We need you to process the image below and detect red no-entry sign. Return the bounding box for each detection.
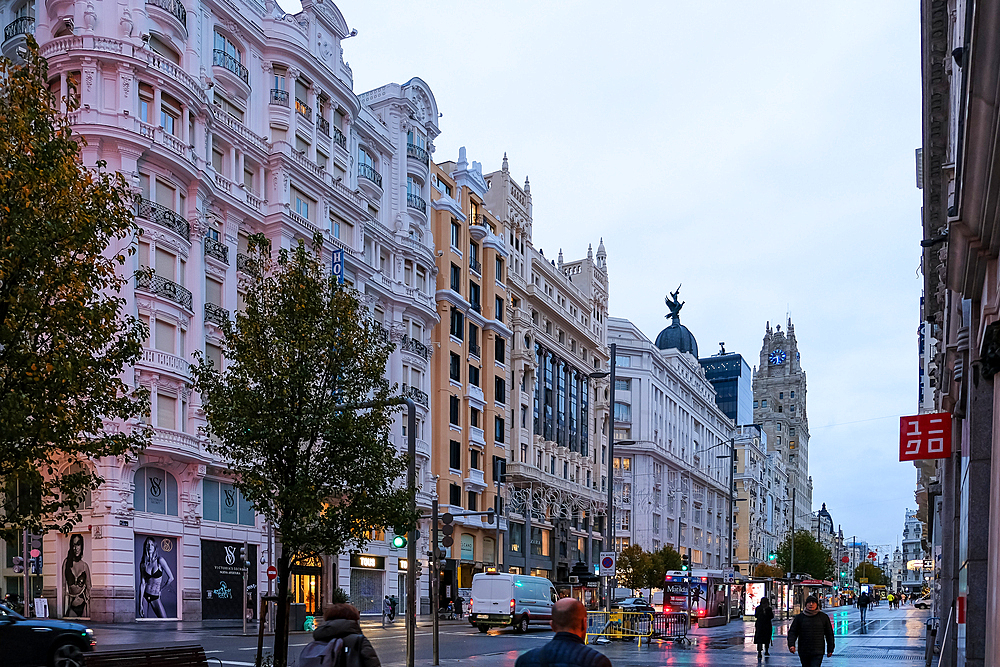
[267,565,277,580]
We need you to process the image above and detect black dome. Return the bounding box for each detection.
[655,321,699,356]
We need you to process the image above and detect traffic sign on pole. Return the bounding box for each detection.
[266,565,277,580]
[599,552,616,576]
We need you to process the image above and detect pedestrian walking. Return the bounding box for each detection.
[514,598,612,667]
[300,603,381,667]
[382,596,392,627]
[857,591,870,624]
[753,597,775,659]
[787,595,835,667]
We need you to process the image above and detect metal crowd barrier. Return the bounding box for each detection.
[650,611,691,643]
[585,610,655,646]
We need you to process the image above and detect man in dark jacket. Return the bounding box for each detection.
[857,591,871,623]
[313,603,381,667]
[515,598,612,667]
[787,596,834,667]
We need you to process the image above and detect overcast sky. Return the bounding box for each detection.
[317,0,922,555]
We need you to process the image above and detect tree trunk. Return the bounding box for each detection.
[273,551,291,667]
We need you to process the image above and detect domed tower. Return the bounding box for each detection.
[654,286,698,357]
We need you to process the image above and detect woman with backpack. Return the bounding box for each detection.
[299,603,381,667]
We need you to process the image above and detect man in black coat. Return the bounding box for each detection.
[787,595,834,667]
[515,598,612,667]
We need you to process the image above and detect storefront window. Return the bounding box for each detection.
[133,467,178,516]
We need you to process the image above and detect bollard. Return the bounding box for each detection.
[925,619,937,667]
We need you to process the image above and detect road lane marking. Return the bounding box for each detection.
[220,662,257,666]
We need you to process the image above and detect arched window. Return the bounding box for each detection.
[66,462,92,509]
[133,467,178,516]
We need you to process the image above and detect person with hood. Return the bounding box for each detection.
[753,596,774,658]
[311,603,381,667]
[787,596,834,667]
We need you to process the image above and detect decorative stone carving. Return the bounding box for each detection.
[120,9,133,37]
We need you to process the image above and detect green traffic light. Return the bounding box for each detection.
[768,553,776,561]
[392,535,407,549]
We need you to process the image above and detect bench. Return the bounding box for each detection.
[85,645,220,667]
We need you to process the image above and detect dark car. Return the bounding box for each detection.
[613,597,655,613]
[0,603,95,667]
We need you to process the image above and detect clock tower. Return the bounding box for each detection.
[752,319,813,532]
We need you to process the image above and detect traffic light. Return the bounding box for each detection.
[12,556,23,574]
[392,534,407,549]
[239,542,248,567]
[441,513,455,548]
[413,560,423,578]
[768,552,777,561]
[681,553,690,572]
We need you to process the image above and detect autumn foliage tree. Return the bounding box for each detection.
[0,38,149,540]
[192,236,414,667]
[616,544,653,592]
[648,544,683,588]
[775,530,835,580]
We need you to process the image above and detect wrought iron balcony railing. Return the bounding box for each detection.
[212,49,249,86]
[204,302,230,327]
[204,236,229,264]
[470,257,482,275]
[333,126,347,148]
[469,342,481,358]
[138,198,189,240]
[294,98,312,121]
[401,335,430,360]
[373,322,392,346]
[269,89,289,106]
[4,16,34,41]
[145,0,186,25]
[359,163,382,188]
[136,273,193,310]
[402,383,429,407]
[236,252,258,276]
[406,192,426,213]
[318,117,330,136]
[406,143,429,164]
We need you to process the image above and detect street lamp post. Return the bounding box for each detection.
[589,342,617,613]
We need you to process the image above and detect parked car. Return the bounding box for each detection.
[469,571,558,633]
[0,603,95,667]
[613,597,655,613]
[913,596,932,609]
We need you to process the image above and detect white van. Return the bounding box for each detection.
[468,571,558,633]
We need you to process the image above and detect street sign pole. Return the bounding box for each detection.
[431,499,439,667]
[22,529,29,615]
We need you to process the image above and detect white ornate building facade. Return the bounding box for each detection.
[606,316,733,569]
[0,0,438,620]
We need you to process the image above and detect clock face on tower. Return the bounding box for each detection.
[769,349,787,365]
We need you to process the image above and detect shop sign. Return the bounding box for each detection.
[350,554,385,570]
[899,413,951,461]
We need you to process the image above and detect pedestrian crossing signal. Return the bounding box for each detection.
[392,535,407,549]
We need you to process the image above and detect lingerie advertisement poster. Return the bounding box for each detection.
[201,539,258,620]
[134,534,178,619]
[62,533,91,619]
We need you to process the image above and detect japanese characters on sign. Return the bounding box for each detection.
[899,412,952,461]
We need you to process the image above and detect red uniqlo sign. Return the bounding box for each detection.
[899,412,952,461]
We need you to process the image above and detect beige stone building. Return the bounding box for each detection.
[482,156,611,585]
[429,149,511,595]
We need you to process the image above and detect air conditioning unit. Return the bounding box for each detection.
[569,575,579,584]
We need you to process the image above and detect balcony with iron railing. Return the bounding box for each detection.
[333,126,347,149]
[401,335,430,360]
[212,49,249,86]
[470,257,482,275]
[145,0,186,26]
[204,236,229,264]
[136,273,193,310]
[373,322,392,346]
[469,341,481,357]
[204,302,229,327]
[406,192,426,213]
[318,116,330,136]
[402,383,428,407]
[359,163,382,189]
[269,89,289,106]
[294,98,312,121]
[406,142,429,164]
[236,252,258,276]
[4,16,34,41]
[138,198,189,241]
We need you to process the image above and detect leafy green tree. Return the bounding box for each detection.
[647,544,682,588]
[753,562,785,578]
[192,236,413,667]
[615,544,652,592]
[775,530,834,580]
[0,38,148,541]
[854,562,887,586]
